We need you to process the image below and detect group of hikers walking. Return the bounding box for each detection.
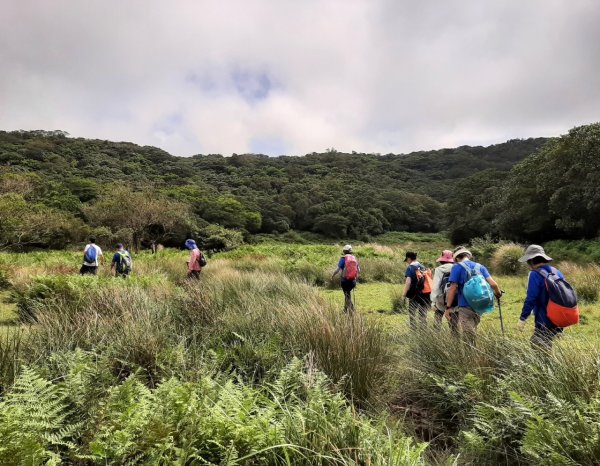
[78,236,578,349]
[333,243,579,348]
[79,237,206,279]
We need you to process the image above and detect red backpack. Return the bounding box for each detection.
[535,267,579,328]
[343,255,359,280]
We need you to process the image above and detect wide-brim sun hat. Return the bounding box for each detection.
[436,249,454,263]
[518,244,552,263]
[452,247,472,260]
[343,244,352,253]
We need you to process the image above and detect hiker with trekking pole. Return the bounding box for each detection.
[517,244,579,349]
[444,247,502,344]
[332,245,360,313]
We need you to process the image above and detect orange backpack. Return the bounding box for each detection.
[415,266,433,294]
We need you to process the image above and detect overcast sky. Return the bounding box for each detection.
[1,1,598,156]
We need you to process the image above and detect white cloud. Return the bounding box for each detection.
[0,0,598,156]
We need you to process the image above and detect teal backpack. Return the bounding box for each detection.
[459,262,494,314]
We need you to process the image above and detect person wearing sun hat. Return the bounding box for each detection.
[431,249,458,331]
[445,246,502,344]
[517,244,565,348]
[332,244,360,313]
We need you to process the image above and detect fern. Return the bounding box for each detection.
[0,367,75,465]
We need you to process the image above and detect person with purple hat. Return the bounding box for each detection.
[431,249,458,331]
[185,238,205,279]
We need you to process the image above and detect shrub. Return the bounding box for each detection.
[197,224,243,252]
[490,243,527,275]
[469,236,500,263]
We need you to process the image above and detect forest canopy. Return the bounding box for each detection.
[0,124,597,249]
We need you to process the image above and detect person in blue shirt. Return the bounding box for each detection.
[332,244,360,313]
[517,244,563,348]
[402,251,431,330]
[110,243,132,278]
[445,247,501,343]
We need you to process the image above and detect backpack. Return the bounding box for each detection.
[535,267,579,328]
[459,262,494,314]
[84,245,97,264]
[343,255,358,281]
[118,251,132,273]
[435,270,456,309]
[415,266,433,294]
[198,251,207,267]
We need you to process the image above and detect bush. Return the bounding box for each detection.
[490,243,527,275]
[567,264,600,303]
[197,224,243,252]
[469,236,500,264]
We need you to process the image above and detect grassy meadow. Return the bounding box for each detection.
[0,235,599,465]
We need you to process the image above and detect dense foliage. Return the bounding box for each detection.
[448,123,600,243]
[0,129,547,249]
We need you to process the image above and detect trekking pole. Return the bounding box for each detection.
[497,291,505,336]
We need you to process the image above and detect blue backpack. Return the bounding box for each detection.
[84,245,97,263]
[459,262,495,314]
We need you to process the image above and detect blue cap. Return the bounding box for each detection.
[184,239,197,250]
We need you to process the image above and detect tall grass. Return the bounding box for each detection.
[393,328,600,464]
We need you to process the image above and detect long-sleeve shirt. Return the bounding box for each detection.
[520,264,563,329]
[431,262,453,311]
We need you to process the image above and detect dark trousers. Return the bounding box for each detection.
[188,270,201,280]
[531,326,561,349]
[341,280,356,313]
[80,265,98,275]
[408,294,431,330]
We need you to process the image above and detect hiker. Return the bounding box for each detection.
[402,252,432,330]
[445,247,502,344]
[331,245,360,313]
[185,239,205,279]
[517,244,578,348]
[431,249,458,332]
[80,237,103,275]
[110,243,132,278]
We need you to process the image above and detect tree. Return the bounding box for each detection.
[0,193,85,250]
[84,186,193,250]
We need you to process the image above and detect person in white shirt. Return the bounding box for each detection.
[80,237,104,275]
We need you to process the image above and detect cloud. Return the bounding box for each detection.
[0,0,598,156]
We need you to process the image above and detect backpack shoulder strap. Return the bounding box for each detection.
[534,267,550,279]
[458,261,473,278]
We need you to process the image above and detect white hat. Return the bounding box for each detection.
[452,247,472,260]
[343,244,353,253]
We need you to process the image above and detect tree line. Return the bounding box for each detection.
[0,124,596,250]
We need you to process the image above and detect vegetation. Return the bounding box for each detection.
[449,123,600,243]
[0,129,549,249]
[1,238,600,464]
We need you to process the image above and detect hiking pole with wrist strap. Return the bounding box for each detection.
[497,291,505,336]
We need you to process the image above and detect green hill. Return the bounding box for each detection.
[0,129,549,248]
